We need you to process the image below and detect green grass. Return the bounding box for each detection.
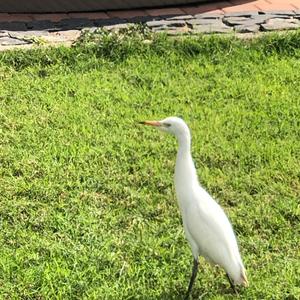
[0,30,300,299]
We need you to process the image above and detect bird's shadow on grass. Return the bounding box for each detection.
[155,284,242,300]
[157,290,208,300]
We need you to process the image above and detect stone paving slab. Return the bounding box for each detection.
[0,31,8,37]
[224,11,259,18]
[192,23,233,34]
[261,18,300,31]
[235,24,260,33]
[166,15,194,21]
[187,18,222,26]
[9,30,50,38]
[1,1,300,49]
[0,36,29,45]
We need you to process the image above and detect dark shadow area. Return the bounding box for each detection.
[0,0,255,32]
[135,278,244,300]
[1,0,209,13]
[0,18,128,31]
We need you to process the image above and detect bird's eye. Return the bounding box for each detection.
[164,123,171,127]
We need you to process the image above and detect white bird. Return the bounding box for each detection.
[140,117,248,299]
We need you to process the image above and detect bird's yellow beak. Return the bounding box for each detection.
[139,121,161,127]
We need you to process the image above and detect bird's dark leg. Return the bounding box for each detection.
[184,258,198,300]
[226,274,238,295]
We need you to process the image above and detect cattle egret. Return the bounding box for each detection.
[140,117,248,299]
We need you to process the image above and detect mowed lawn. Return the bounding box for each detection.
[0,31,299,299]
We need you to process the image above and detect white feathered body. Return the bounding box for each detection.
[175,138,247,286]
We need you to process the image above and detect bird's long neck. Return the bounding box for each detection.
[174,131,198,208]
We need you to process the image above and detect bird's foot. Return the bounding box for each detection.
[226,274,239,296]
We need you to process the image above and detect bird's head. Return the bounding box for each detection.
[139,116,190,139]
